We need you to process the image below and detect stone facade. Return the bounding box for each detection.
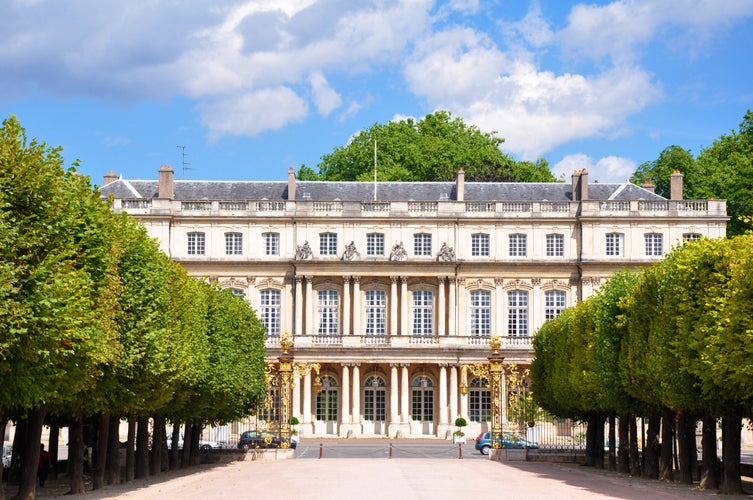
[100,167,727,439]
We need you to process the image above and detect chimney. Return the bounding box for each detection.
[670,170,683,200]
[642,181,655,194]
[571,170,581,201]
[103,170,118,185]
[158,165,174,199]
[580,168,588,201]
[455,168,465,201]
[288,167,297,201]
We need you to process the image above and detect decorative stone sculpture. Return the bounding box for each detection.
[295,241,312,260]
[389,241,408,261]
[341,241,360,261]
[437,242,455,262]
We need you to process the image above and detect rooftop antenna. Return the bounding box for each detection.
[373,139,377,201]
[176,145,193,179]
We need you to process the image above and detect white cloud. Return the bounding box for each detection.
[308,71,342,116]
[553,154,636,184]
[196,87,308,140]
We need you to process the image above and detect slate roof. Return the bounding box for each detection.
[99,179,666,202]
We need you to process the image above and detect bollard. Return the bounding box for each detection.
[389,443,393,459]
[458,442,463,459]
[319,442,323,459]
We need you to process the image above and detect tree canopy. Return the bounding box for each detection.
[300,110,558,183]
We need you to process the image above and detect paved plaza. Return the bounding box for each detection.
[32,454,752,499]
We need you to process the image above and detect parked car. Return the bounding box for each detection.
[238,430,296,450]
[168,438,221,451]
[474,431,538,455]
[2,444,11,468]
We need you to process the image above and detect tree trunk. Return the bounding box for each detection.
[48,424,60,480]
[676,411,696,485]
[15,407,46,500]
[189,421,202,466]
[594,412,605,469]
[617,414,629,473]
[584,413,596,467]
[721,413,743,494]
[92,412,110,490]
[107,414,121,485]
[699,414,718,490]
[8,416,28,485]
[628,416,640,476]
[659,408,674,482]
[135,415,150,480]
[607,413,616,471]
[69,416,86,494]
[170,423,181,470]
[644,413,661,479]
[150,415,165,476]
[125,415,136,482]
[181,422,192,468]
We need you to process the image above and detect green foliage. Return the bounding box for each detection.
[454,417,467,428]
[307,110,558,182]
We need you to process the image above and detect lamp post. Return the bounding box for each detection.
[460,335,504,448]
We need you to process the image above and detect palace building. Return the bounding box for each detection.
[99,166,727,440]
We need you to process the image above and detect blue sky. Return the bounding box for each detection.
[2,0,752,186]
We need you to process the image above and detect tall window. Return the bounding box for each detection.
[367,233,385,256]
[364,376,387,421]
[508,290,529,337]
[413,233,432,256]
[606,233,624,256]
[263,232,279,255]
[546,234,564,257]
[259,289,281,337]
[187,232,205,255]
[544,290,566,321]
[365,290,386,336]
[319,232,338,256]
[469,378,490,423]
[317,290,339,335]
[471,233,490,257]
[645,233,663,257]
[412,290,433,336]
[469,290,491,337]
[225,232,243,255]
[411,376,434,421]
[509,234,527,257]
[316,376,338,421]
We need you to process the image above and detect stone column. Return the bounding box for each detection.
[390,364,399,423]
[295,276,303,336]
[438,365,448,436]
[390,276,398,335]
[305,276,314,336]
[437,276,446,336]
[449,366,458,424]
[400,364,410,423]
[292,373,301,422]
[495,278,505,337]
[352,277,361,335]
[400,277,409,335]
[341,364,351,435]
[303,371,312,434]
[352,364,361,433]
[342,276,351,336]
[448,277,457,336]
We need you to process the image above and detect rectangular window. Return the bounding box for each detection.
[317,290,339,335]
[319,233,337,256]
[508,290,529,337]
[367,233,385,256]
[544,290,566,321]
[606,233,624,256]
[412,290,433,336]
[683,233,701,243]
[365,290,386,336]
[469,290,491,336]
[225,232,243,255]
[471,233,490,257]
[645,233,663,257]
[546,234,564,257]
[260,289,281,337]
[509,234,527,257]
[413,233,432,256]
[187,232,205,255]
[263,232,280,255]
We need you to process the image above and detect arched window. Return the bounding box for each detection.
[411,376,434,422]
[469,377,490,423]
[363,376,386,421]
[316,375,338,422]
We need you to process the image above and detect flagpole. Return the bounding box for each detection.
[374,139,377,201]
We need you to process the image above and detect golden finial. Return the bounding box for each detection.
[280,331,293,354]
[489,335,501,354]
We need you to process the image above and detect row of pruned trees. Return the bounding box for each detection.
[532,233,753,494]
[0,116,268,499]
